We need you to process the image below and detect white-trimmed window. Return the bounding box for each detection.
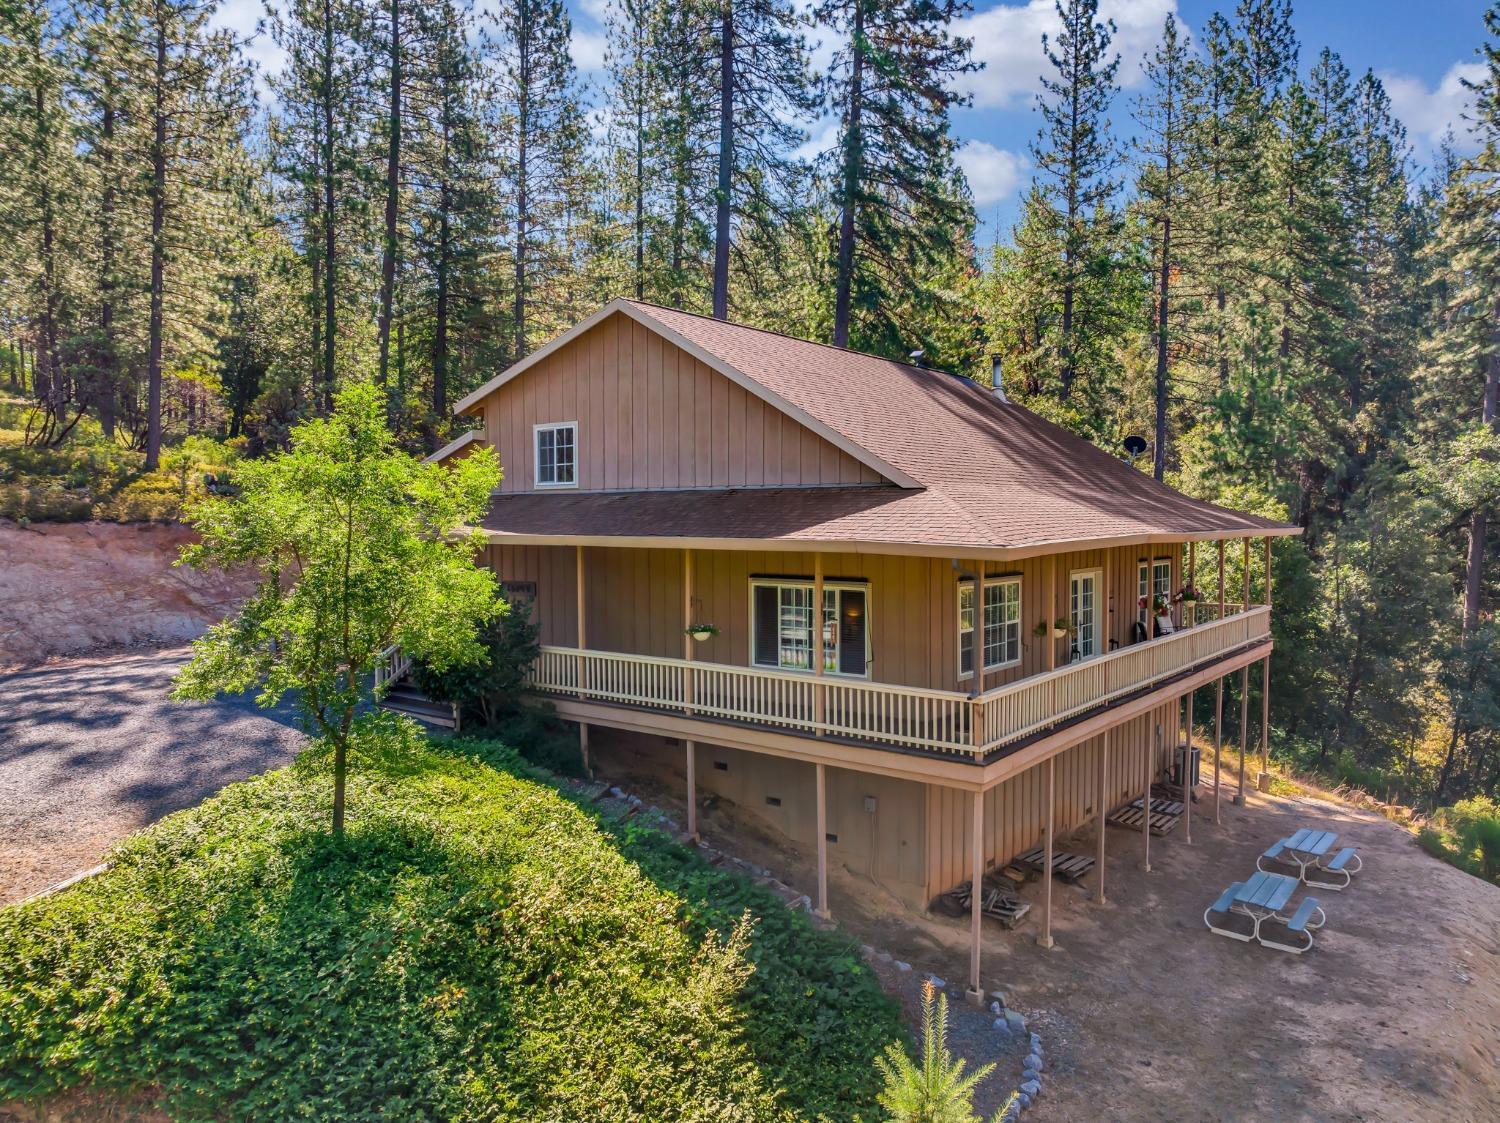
[960,577,1022,678]
[534,422,576,488]
[751,578,869,677]
[1137,558,1172,616]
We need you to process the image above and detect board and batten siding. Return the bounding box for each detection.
[487,542,1187,695]
[477,311,884,493]
[922,701,1181,901]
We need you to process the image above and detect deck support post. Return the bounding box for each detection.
[1095,730,1108,904]
[683,549,695,714]
[1236,538,1251,805]
[1038,756,1055,948]
[1216,538,1226,824]
[1258,537,1274,792]
[1142,724,1153,873]
[1182,694,1192,844]
[685,740,698,841]
[815,763,830,919]
[576,546,590,776]
[579,722,590,779]
[966,787,985,1005]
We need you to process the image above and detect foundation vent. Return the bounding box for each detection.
[765,796,782,808]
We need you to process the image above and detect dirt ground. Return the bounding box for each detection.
[593,748,1500,1123]
[0,521,254,673]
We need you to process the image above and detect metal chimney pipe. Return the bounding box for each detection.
[991,355,1007,402]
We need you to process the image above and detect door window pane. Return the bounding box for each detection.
[958,583,975,677]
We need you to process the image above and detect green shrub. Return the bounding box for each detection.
[1423,796,1500,884]
[0,719,902,1121]
[410,605,541,726]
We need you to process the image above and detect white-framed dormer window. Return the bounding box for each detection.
[534,422,577,488]
[960,576,1023,678]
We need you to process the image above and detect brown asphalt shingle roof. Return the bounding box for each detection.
[479,301,1295,553]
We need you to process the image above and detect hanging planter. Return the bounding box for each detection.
[1052,616,1071,639]
[1177,582,1201,610]
[685,624,719,643]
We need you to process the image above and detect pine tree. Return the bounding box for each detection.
[817,0,978,359]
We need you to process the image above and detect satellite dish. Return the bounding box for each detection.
[1122,435,1148,458]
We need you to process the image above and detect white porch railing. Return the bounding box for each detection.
[529,605,1271,760]
[374,644,412,693]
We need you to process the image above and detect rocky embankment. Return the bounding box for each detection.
[0,521,254,673]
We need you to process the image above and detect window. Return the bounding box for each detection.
[534,422,576,488]
[751,579,869,676]
[961,577,1022,678]
[1070,570,1102,660]
[1137,558,1172,617]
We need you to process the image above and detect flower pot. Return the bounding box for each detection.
[688,628,714,643]
[1051,627,1067,639]
[1181,599,1197,610]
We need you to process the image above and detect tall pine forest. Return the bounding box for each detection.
[2,0,1499,833]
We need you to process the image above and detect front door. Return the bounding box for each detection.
[1069,570,1102,661]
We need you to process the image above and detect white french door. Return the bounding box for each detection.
[1069,570,1102,662]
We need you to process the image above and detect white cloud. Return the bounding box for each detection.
[958,0,1180,110]
[1382,61,1485,154]
[957,140,1028,206]
[572,27,609,72]
[212,0,285,87]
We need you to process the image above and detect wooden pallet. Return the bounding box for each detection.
[1107,804,1181,836]
[948,882,1032,929]
[1129,796,1185,817]
[1014,847,1096,883]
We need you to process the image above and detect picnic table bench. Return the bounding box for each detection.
[1204,870,1325,954]
[1259,827,1363,890]
[1014,846,1096,883]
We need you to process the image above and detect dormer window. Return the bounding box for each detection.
[534,422,576,488]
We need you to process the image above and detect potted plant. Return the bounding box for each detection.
[1177,582,1200,610]
[1052,616,1071,639]
[1152,593,1170,618]
[685,623,719,643]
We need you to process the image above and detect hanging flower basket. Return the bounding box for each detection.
[686,624,718,643]
[1052,616,1071,639]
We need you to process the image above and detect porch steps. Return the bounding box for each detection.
[378,679,459,729]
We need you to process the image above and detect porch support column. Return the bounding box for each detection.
[973,561,986,693]
[813,553,825,735]
[1237,538,1251,805]
[1142,724,1153,873]
[576,545,590,777]
[1186,541,1196,628]
[967,787,985,1004]
[1046,554,1058,672]
[815,763,830,919]
[685,740,698,841]
[683,549,695,715]
[1215,540,1226,825]
[1182,693,1192,844]
[1095,729,1108,905]
[1259,537,1274,792]
[1038,756,1055,948]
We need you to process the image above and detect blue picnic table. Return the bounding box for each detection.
[1258,826,1363,889]
[1205,870,1326,954]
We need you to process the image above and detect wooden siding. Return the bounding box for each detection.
[922,701,1181,901]
[478,312,884,493]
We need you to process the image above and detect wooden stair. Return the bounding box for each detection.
[378,677,460,729]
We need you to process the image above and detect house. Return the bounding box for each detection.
[425,297,1299,1002]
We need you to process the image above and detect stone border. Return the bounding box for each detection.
[572,778,1049,1117]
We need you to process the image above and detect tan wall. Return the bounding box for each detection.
[487,542,1186,694]
[923,700,1181,900]
[477,311,884,493]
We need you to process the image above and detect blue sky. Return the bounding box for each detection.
[221,0,1492,239]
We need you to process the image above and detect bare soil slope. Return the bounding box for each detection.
[594,744,1500,1123]
[0,521,253,672]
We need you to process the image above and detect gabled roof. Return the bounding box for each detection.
[466,299,1298,554]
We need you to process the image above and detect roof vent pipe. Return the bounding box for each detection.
[908,349,926,369]
[991,355,1007,402]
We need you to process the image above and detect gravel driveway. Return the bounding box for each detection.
[0,648,305,905]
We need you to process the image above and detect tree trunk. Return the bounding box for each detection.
[377,0,401,391]
[321,0,337,412]
[433,116,451,423]
[145,12,168,472]
[711,0,733,320]
[1464,306,1499,632]
[514,16,530,358]
[1153,214,1170,481]
[98,85,119,440]
[831,2,864,350]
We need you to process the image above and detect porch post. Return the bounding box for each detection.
[683,549,694,715]
[576,545,590,776]
[967,787,985,1003]
[973,561,986,693]
[1038,755,1055,948]
[813,553,825,735]
[1142,723,1153,873]
[1186,541,1196,628]
[685,740,698,840]
[1095,729,1108,905]
[1046,554,1058,672]
[815,763,830,919]
[1182,694,1192,844]
[1259,537,1274,792]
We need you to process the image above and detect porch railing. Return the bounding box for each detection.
[374,644,412,693]
[529,605,1270,760]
